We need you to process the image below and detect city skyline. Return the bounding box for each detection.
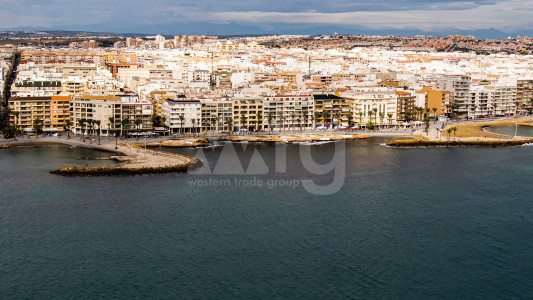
[0,0,532,38]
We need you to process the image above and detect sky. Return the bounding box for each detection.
[0,0,532,37]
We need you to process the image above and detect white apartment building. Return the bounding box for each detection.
[161,98,202,134]
[343,90,398,126]
[70,95,121,136]
[263,95,314,131]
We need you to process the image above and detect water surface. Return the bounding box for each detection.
[2,139,533,299]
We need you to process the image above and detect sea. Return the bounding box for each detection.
[1,137,533,299]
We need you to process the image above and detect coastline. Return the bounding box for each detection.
[386,118,533,148]
[0,138,198,176]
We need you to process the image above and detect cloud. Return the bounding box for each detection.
[0,0,531,34]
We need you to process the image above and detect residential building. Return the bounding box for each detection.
[161,98,202,134]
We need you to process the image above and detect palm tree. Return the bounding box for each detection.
[107,117,118,149]
[94,120,101,144]
[387,113,393,128]
[256,111,263,133]
[161,116,167,136]
[452,127,457,140]
[280,115,286,133]
[197,118,201,135]
[322,111,330,129]
[267,112,274,133]
[211,117,217,135]
[86,119,93,138]
[347,112,353,128]
[379,112,385,129]
[297,118,302,131]
[178,114,185,135]
[226,117,233,134]
[424,117,430,134]
[134,119,142,139]
[107,116,115,139]
[78,118,85,138]
[290,112,296,132]
[493,104,498,116]
[446,128,453,140]
[191,119,196,135]
[372,108,378,124]
[121,117,130,138]
[358,112,363,127]
[11,111,20,133]
[302,109,309,131]
[32,118,44,135]
[432,107,438,118]
[65,119,71,139]
[239,114,247,133]
[314,111,321,128]
[368,111,374,128]
[204,118,211,135]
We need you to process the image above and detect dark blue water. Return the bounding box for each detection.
[486,124,533,137]
[2,139,533,299]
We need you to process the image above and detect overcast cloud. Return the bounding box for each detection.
[0,0,531,34]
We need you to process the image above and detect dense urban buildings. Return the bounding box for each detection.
[1,33,533,134]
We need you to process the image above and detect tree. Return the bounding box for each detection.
[335,111,342,129]
[86,119,93,138]
[297,118,302,132]
[347,112,354,128]
[121,117,130,138]
[11,111,20,132]
[314,111,321,128]
[366,121,375,131]
[446,128,453,140]
[424,117,430,134]
[94,120,101,144]
[2,124,20,139]
[256,111,263,133]
[65,119,71,139]
[302,109,309,131]
[226,117,233,134]
[368,111,374,129]
[78,119,86,138]
[107,116,115,140]
[32,118,43,134]
[178,114,185,135]
[387,113,393,128]
[290,112,296,132]
[379,112,385,129]
[267,112,274,133]
[372,108,378,124]
[197,118,201,135]
[204,118,211,135]
[358,112,363,126]
[191,118,196,135]
[134,119,142,135]
[211,117,217,135]
[239,114,247,132]
[322,110,330,129]
[159,116,167,136]
[432,107,438,117]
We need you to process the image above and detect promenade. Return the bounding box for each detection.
[0,135,193,170]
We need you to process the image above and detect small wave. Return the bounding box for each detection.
[522,143,533,147]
